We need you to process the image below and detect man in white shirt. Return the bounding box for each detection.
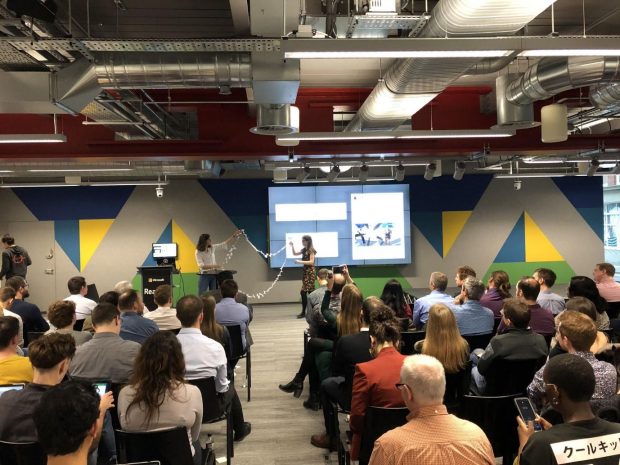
[176,295,251,442]
[63,276,96,331]
[144,285,181,331]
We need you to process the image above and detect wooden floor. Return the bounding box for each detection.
[202,303,330,465]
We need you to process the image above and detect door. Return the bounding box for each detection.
[7,221,56,311]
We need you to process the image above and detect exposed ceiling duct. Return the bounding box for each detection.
[590,82,620,109]
[345,0,557,132]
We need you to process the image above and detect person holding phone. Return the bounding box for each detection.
[195,230,241,296]
[289,235,316,319]
[517,354,620,465]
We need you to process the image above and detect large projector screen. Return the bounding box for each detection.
[268,184,411,268]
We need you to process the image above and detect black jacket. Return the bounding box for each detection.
[0,245,31,279]
[478,327,549,375]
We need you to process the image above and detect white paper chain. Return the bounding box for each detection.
[240,256,287,299]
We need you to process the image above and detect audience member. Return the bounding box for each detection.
[46,300,92,346]
[33,381,112,465]
[380,279,411,319]
[0,234,31,279]
[115,281,149,314]
[69,303,141,384]
[412,272,453,328]
[81,291,120,334]
[64,276,97,326]
[593,262,620,303]
[369,354,494,465]
[5,276,49,345]
[454,265,477,299]
[200,295,233,367]
[518,354,620,465]
[471,299,548,394]
[527,311,616,409]
[118,290,158,344]
[119,331,203,464]
[205,271,252,319]
[451,277,494,336]
[305,268,330,337]
[498,277,554,336]
[176,295,251,442]
[533,268,566,315]
[568,276,610,330]
[0,315,32,383]
[0,333,75,441]
[144,284,181,330]
[349,306,405,462]
[0,286,24,346]
[415,303,469,374]
[480,270,512,319]
[215,279,250,350]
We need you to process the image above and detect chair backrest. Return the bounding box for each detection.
[460,394,521,459]
[359,406,409,465]
[607,302,620,320]
[0,440,46,465]
[444,360,472,414]
[27,332,45,346]
[399,331,425,355]
[462,333,493,350]
[187,377,225,422]
[225,325,244,358]
[483,357,546,396]
[115,427,193,465]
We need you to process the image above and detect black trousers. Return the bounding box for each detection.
[321,376,347,438]
[220,386,245,434]
[296,337,332,395]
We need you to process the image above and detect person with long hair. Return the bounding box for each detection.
[289,235,317,318]
[380,279,412,320]
[480,270,512,319]
[415,303,469,374]
[568,276,610,330]
[195,230,241,296]
[200,295,233,367]
[118,331,203,464]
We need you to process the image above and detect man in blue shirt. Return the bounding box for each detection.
[6,276,49,346]
[412,272,454,328]
[216,280,250,350]
[451,277,495,336]
[118,290,158,344]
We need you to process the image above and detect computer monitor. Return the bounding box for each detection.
[152,243,178,260]
[0,383,24,397]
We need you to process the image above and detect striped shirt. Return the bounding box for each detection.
[369,405,495,465]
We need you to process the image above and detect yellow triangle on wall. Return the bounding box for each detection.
[79,219,114,272]
[442,211,472,257]
[524,212,564,262]
[172,220,199,273]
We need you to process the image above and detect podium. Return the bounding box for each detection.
[137,266,174,311]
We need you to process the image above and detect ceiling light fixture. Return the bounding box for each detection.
[495,173,567,179]
[453,161,466,181]
[276,129,514,143]
[0,134,66,144]
[296,165,311,183]
[587,158,600,177]
[285,50,512,59]
[0,183,80,188]
[86,181,171,187]
[520,49,620,57]
[424,163,437,181]
[327,165,341,182]
[359,164,369,182]
[394,163,405,182]
[28,168,133,173]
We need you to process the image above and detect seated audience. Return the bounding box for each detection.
[0,315,32,383]
[518,354,620,465]
[0,286,24,346]
[6,276,49,345]
[0,333,76,441]
[64,276,97,327]
[305,268,330,337]
[369,354,494,465]
[81,291,120,334]
[118,289,159,344]
[480,270,512,319]
[412,272,454,328]
[593,262,620,303]
[205,271,252,319]
[568,276,610,330]
[471,299,548,394]
[144,284,181,330]
[176,295,251,442]
[350,306,405,462]
[119,331,203,464]
[33,380,112,465]
[200,295,233,367]
[215,279,250,350]
[533,268,565,315]
[46,300,92,346]
[528,311,616,409]
[415,303,470,374]
[451,277,494,336]
[380,279,412,319]
[69,303,141,384]
[498,277,554,336]
[454,265,477,300]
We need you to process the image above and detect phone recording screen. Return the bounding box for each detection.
[515,397,542,431]
[93,383,109,398]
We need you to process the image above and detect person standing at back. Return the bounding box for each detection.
[0,234,31,280]
[6,276,49,345]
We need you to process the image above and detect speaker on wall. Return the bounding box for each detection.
[7,0,57,23]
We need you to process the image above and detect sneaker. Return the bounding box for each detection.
[234,422,252,442]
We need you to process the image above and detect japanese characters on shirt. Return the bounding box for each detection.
[551,433,620,464]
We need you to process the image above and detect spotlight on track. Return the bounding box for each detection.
[394,162,405,182]
[453,161,466,181]
[359,163,369,182]
[424,162,437,181]
[587,158,600,176]
[327,164,341,182]
[296,165,311,183]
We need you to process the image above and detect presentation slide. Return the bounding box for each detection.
[152,243,178,258]
[268,185,411,268]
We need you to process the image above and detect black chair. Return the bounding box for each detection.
[462,333,493,350]
[444,360,472,414]
[73,319,85,331]
[460,394,521,464]
[482,357,546,396]
[187,377,233,465]
[358,406,409,465]
[0,440,46,465]
[399,330,425,355]
[115,427,193,465]
[27,331,45,347]
[607,302,620,320]
[225,325,251,402]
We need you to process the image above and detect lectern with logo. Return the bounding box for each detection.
[138,266,174,311]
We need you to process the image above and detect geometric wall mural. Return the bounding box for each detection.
[54,219,114,272]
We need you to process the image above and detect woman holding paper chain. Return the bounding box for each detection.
[289,235,316,319]
[195,230,241,296]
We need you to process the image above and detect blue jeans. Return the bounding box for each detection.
[470,349,487,394]
[198,274,217,296]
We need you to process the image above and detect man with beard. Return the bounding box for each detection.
[6,276,48,346]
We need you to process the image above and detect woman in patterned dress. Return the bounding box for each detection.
[289,235,316,318]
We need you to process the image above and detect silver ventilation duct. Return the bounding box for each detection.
[589,82,620,109]
[346,0,557,132]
